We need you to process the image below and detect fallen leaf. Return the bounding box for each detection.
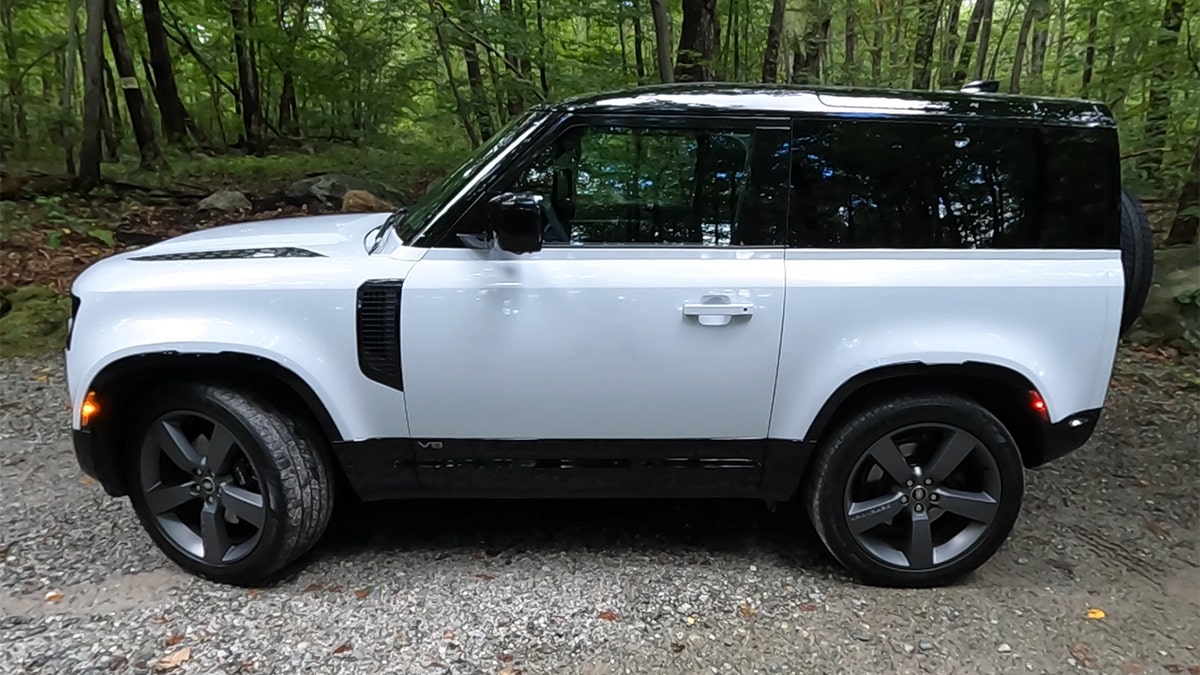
[238,661,255,672]
[443,630,455,639]
[81,476,97,486]
[165,632,184,647]
[1146,519,1170,538]
[1119,662,1144,675]
[304,582,323,592]
[156,647,191,671]
[739,601,756,619]
[332,642,351,655]
[598,610,618,621]
[498,667,521,675]
[44,591,64,603]
[1068,641,1096,668]
[424,662,446,669]
[36,374,48,382]
[247,589,262,598]
[498,654,514,662]
[1085,608,1106,620]
[1138,479,1151,486]
[327,585,343,593]
[475,573,496,581]
[670,642,685,654]
[1163,666,1184,674]
[798,603,819,612]
[152,616,169,624]
[1187,667,1200,675]
[354,588,371,599]
[685,616,697,626]
[108,655,128,671]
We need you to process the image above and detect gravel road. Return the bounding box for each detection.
[2,351,1197,675]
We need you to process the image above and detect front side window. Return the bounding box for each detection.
[507,124,758,246]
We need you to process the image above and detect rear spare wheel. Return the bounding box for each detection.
[1119,188,1154,334]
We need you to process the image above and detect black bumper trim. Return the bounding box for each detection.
[73,429,126,496]
[1030,407,1102,467]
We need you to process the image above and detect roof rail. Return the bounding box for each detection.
[961,80,1000,93]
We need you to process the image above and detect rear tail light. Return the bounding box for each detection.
[1029,390,1048,419]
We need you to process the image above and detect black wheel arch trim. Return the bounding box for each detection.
[801,361,1101,468]
[75,351,342,497]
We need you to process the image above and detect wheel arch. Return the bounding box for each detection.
[802,361,1052,469]
[81,351,342,497]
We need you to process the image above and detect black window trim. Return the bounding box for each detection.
[426,112,793,250]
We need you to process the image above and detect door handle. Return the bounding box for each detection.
[682,302,755,317]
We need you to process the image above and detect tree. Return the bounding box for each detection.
[1081,6,1098,95]
[675,0,718,82]
[762,0,787,83]
[455,0,494,139]
[1145,0,1185,170]
[140,0,196,144]
[938,0,962,87]
[79,0,105,192]
[103,0,164,169]
[2,0,28,150]
[791,1,830,85]
[1165,142,1199,245]
[650,0,674,83]
[1010,0,1049,93]
[61,0,82,175]
[229,0,264,152]
[911,0,940,89]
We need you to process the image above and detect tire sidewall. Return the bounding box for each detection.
[126,385,290,584]
[810,397,1025,587]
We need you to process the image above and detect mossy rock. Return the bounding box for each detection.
[1127,245,1200,351]
[0,285,71,357]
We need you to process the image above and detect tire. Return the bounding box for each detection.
[803,394,1024,588]
[1119,187,1154,335]
[126,383,334,585]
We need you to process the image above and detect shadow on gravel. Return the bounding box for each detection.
[311,497,840,574]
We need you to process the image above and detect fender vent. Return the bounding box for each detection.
[356,280,404,391]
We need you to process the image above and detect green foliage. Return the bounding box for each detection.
[1175,287,1200,350]
[0,285,71,356]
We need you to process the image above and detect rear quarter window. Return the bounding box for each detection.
[789,119,1119,249]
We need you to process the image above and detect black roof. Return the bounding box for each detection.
[553,83,1115,128]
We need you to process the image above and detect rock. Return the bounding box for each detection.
[997,643,1012,653]
[917,641,935,652]
[1127,245,1200,350]
[341,189,395,213]
[284,174,403,207]
[196,190,251,212]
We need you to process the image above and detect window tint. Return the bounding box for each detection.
[790,120,1041,248]
[1039,128,1120,248]
[510,125,758,246]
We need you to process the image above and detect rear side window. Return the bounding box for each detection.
[789,119,1118,249]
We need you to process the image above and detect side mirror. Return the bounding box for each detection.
[486,191,544,254]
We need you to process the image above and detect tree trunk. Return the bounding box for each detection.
[61,0,83,175]
[650,0,674,83]
[229,0,264,152]
[456,0,494,140]
[952,0,986,84]
[534,0,550,94]
[2,0,28,149]
[1165,141,1200,245]
[140,0,191,144]
[988,0,1019,80]
[791,3,829,85]
[1049,0,1066,92]
[675,0,718,82]
[80,0,105,192]
[938,0,961,87]
[1145,0,1184,171]
[1009,0,1039,92]
[1026,0,1051,94]
[103,0,164,169]
[1081,6,1098,96]
[632,0,647,82]
[720,0,734,77]
[910,0,939,89]
[845,3,858,83]
[870,0,884,81]
[430,3,478,147]
[762,0,787,83]
[499,0,525,116]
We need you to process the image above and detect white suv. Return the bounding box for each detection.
[65,83,1153,587]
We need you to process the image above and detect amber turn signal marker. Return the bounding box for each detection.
[80,391,100,427]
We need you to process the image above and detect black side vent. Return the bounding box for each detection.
[357,280,404,391]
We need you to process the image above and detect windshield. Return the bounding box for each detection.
[395,110,545,243]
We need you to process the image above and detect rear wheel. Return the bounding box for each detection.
[804,394,1024,587]
[126,383,334,584]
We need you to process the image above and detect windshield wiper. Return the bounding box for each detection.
[369,207,408,253]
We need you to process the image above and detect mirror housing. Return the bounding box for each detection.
[486,191,544,254]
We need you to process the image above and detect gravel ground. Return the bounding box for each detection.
[1,350,1197,675]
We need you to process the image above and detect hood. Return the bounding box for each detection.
[126,212,392,260]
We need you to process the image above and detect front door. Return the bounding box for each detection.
[400,115,791,494]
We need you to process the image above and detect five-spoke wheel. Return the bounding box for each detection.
[805,394,1024,587]
[126,383,334,585]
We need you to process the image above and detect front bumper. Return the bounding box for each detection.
[73,429,126,496]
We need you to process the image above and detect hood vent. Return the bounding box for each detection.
[130,247,324,261]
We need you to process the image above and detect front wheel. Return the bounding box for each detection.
[126,383,334,584]
[804,394,1024,587]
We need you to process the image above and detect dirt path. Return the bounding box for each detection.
[1,349,1196,674]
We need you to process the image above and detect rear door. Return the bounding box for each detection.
[400,115,792,494]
